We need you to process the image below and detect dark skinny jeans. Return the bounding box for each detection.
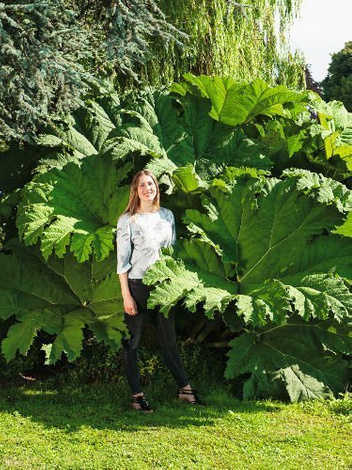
[123,279,189,395]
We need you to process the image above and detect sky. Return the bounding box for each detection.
[290,0,352,82]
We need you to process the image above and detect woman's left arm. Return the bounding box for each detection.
[170,211,176,245]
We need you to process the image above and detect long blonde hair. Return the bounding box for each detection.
[124,170,160,215]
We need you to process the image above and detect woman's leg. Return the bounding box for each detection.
[123,312,147,394]
[156,310,200,404]
[122,279,150,395]
[156,309,189,389]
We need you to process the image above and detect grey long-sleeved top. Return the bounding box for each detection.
[116,207,176,279]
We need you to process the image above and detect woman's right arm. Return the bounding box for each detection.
[119,272,138,315]
[116,215,138,315]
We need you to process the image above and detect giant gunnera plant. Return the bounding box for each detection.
[0,75,351,401]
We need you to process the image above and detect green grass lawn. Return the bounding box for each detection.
[0,384,350,469]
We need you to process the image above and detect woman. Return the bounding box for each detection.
[116,170,199,413]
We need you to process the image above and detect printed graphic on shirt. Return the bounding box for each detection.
[116,207,176,279]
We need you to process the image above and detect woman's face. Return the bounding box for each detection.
[137,174,157,204]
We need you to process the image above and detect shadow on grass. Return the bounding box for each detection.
[0,382,284,433]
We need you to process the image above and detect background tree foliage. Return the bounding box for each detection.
[321,41,352,112]
[0,1,89,143]
[0,0,183,143]
[0,0,304,143]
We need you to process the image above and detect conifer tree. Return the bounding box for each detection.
[0,1,93,143]
[0,0,183,143]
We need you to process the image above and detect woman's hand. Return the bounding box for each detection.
[119,272,138,315]
[123,293,138,316]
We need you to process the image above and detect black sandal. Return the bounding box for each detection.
[178,387,202,405]
[131,395,154,413]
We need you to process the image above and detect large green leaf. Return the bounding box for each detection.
[0,249,126,363]
[144,169,351,400]
[17,155,131,262]
[27,100,116,177]
[1,310,60,361]
[48,308,88,363]
[225,318,351,401]
[107,88,272,179]
[146,170,352,325]
[172,74,307,126]
[253,118,322,177]
[310,99,352,178]
[171,78,352,182]
[335,212,352,238]
[144,242,237,317]
[47,98,120,160]
[32,97,123,175]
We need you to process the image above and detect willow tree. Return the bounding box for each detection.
[135,0,305,89]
